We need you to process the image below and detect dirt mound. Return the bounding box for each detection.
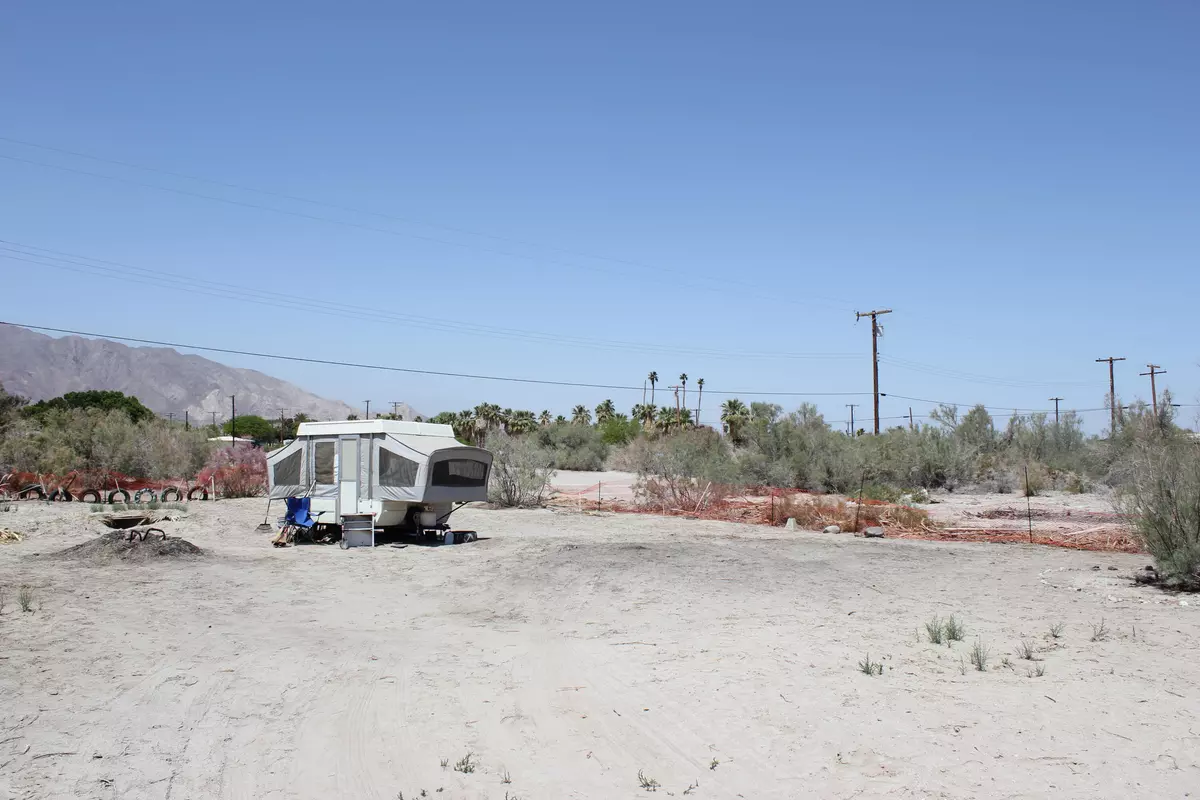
[51,531,205,563]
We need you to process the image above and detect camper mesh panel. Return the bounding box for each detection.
[313,441,335,484]
[379,448,419,487]
[273,450,302,487]
[431,459,488,488]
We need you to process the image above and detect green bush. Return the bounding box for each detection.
[1119,441,1200,589]
[537,423,608,471]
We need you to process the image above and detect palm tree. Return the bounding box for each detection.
[655,405,676,433]
[695,378,704,425]
[539,410,552,427]
[679,374,688,421]
[721,398,750,443]
[676,408,694,427]
[595,399,616,423]
[508,409,537,434]
[631,403,653,429]
[648,371,658,406]
[555,414,567,424]
[571,405,592,425]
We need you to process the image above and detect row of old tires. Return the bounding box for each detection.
[16,486,210,503]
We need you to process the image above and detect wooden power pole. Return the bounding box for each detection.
[908,407,914,431]
[855,309,892,434]
[1140,364,1166,419]
[1095,356,1125,434]
[364,400,371,420]
[391,401,404,420]
[229,395,236,444]
[1048,397,1063,425]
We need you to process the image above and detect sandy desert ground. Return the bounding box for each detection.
[1,492,1197,800]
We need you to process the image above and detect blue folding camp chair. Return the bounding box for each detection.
[274,496,325,546]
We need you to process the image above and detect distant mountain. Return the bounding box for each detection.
[0,325,419,423]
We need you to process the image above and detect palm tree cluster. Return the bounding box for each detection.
[429,378,710,445]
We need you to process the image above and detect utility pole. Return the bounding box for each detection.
[670,385,681,426]
[1140,364,1165,419]
[166,412,175,423]
[210,411,218,429]
[278,408,287,443]
[391,401,404,420]
[856,309,891,434]
[184,410,189,431]
[364,400,371,420]
[845,404,857,436]
[1095,357,1126,435]
[229,395,236,444]
[908,407,914,431]
[1048,397,1063,425]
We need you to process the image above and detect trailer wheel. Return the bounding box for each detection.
[160,487,182,502]
[18,486,46,500]
[79,489,102,504]
[49,488,74,502]
[108,489,131,504]
[187,486,209,501]
[133,488,157,504]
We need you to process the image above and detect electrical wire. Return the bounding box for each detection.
[0,134,857,310]
[0,150,850,312]
[0,321,876,398]
[0,240,859,362]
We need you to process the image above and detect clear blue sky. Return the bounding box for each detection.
[2,1,1197,430]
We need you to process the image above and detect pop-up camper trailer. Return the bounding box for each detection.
[266,420,492,538]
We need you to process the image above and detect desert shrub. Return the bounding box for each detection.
[537,423,608,471]
[487,432,555,507]
[0,408,211,479]
[196,446,267,498]
[1119,441,1200,589]
[1018,461,1050,497]
[631,429,739,510]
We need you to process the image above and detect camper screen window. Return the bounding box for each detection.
[378,448,419,487]
[313,441,335,484]
[431,459,488,487]
[273,450,302,486]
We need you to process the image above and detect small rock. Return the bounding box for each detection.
[823,525,841,534]
[863,526,885,538]
[1107,566,1118,571]
[1181,600,1190,607]
[1145,565,1157,572]
[1092,565,1101,571]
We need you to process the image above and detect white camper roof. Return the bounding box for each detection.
[297,419,455,438]
[294,419,472,455]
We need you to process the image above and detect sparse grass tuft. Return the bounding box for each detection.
[637,770,660,792]
[0,584,7,613]
[1027,663,1047,678]
[1000,656,1013,669]
[943,615,966,642]
[1016,638,1039,661]
[500,769,511,785]
[453,753,475,774]
[1091,619,1110,642]
[439,758,449,770]
[709,758,719,771]
[958,656,967,675]
[857,654,883,676]
[683,780,699,795]
[1048,622,1065,640]
[18,584,35,612]
[969,639,989,671]
[924,615,945,644]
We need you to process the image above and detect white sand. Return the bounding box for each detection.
[1,498,1196,799]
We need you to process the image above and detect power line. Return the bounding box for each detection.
[0,134,859,311]
[0,241,859,363]
[0,321,876,398]
[0,150,848,312]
